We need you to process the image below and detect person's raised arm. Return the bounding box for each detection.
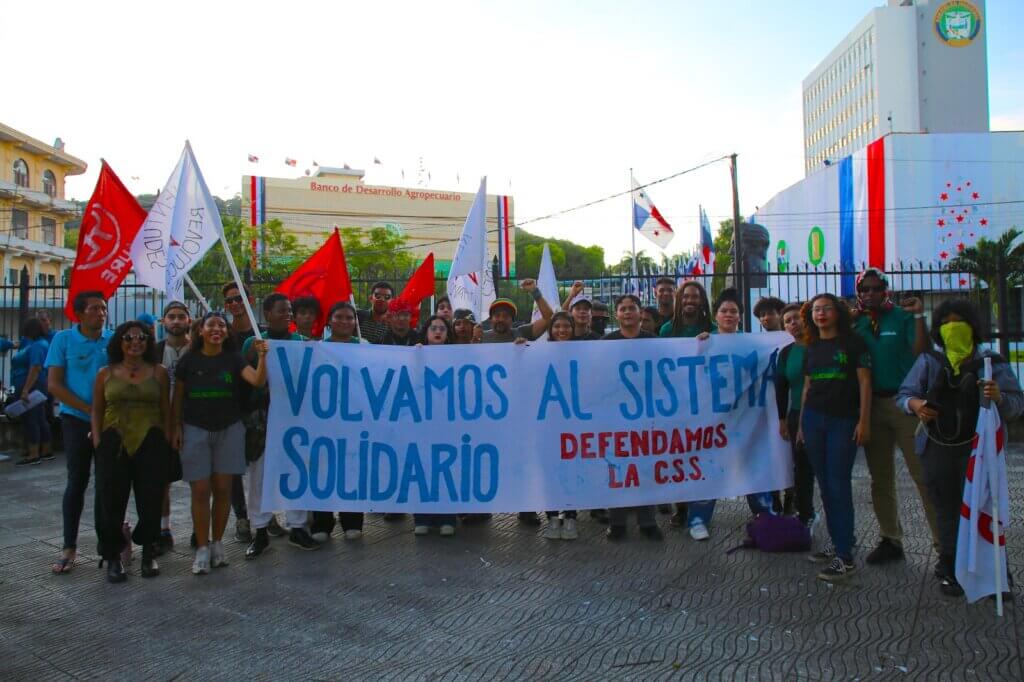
[561,281,584,312]
[90,368,109,449]
[901,297,929,356]
[241,340,269,387]
[522,278,553,339]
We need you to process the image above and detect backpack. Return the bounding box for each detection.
[728,513,811,553]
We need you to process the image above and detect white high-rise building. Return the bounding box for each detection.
[802,0,988,175]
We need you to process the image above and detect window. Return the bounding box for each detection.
[42,217,56,245]
[42,170,56,197]
[12,209,28,238]
[7,269,18,285]
[13,158,29,188]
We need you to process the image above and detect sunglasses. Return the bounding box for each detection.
[123,334,148,343]
[857,284,885,293]
[224,295,243,304]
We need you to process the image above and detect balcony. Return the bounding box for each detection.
[0,179,79,215]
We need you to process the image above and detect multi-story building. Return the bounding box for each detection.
[802,0,988,175]
[0,122,86,285]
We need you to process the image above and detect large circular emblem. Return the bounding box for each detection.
[934,1,981,47]
[77,203,123,271]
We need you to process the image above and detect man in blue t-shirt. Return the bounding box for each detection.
[45,291,113,574]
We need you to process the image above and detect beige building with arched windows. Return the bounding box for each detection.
[0,122,86,287]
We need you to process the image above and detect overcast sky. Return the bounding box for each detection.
[3,0,1021,265]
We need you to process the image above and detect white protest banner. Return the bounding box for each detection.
[261,333,793,513]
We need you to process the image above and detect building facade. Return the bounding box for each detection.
[243,167,516,277]
[0,122,86,285]
[803,0,988,175]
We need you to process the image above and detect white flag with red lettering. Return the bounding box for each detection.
[955,379,1010,604]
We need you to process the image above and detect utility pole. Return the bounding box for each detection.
[729,154,749,331]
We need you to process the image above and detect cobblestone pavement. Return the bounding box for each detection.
[1,445,1022,681]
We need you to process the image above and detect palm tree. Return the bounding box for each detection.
[615,250,657,275]
[946,228,1024,344]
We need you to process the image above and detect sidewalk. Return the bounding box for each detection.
[1,445,1022,680]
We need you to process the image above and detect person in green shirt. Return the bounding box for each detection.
[774,303,815,525]
[659,280,713,527]
[851,268,940,567]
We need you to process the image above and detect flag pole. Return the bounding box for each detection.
[217,230,261,335]
[350,294,363,341]
[984,357,1004,616]
[629,168,637,276]
[183,274,210,313]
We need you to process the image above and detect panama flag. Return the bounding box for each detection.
[955,360,1010,606]
[447,177,496,321]
[129,142,222,300]
[631,174,674,249]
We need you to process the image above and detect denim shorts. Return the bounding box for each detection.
[180,421,246,481]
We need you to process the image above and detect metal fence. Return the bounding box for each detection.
[0,264,1020,395]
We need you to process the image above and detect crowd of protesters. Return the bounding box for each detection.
[8,268,1019,594]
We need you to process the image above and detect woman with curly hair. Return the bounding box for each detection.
[91,321,171,582]
[797,293,872,582]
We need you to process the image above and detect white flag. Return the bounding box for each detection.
[531,243,560,343]
[955,361,1010,604]
[130,142,223,299]
[447,177,495,321]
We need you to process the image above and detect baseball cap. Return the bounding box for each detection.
[569,295,592,310]
[162,301,189,317]
[137,312,157,326]
[489,298,517,316]
[453,309,476,322]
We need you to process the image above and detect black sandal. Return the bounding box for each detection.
[940,577,964,597]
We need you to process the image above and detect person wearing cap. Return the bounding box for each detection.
[137,312,158,341]
[852,268,940,567]
[153,301,192,554]
[452,309,476,344]
[482,278,553,526]
[382,298,420,346]
[601,294,663,542]
[561,281,601,340]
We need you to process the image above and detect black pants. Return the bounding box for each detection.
[311,511,363,534]
[61,416,94,551]
[786,410,816,523]
[608,506,656,528]
[94,429,167,560]
[921,438,972,576]
[232,474,247,520]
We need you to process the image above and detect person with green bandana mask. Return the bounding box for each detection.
[897,299,1022,598]
[852,267,940,567]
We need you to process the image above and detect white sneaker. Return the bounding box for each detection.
[210,541,228,568]
[689,522,710,541]
[192,546,211,575]
[561,518,579,540]
[344,529,362,540]
[413,525,429,536]
[439,524,455,537]
[542,517,563,540]
[311,531,329,543]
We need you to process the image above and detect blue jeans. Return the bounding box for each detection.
[687,492,775,528]
[801,408,858,560]
[61,416,95,551]
[414,514,456,527]
[21,401,51,445]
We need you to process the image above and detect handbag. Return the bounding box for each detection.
[727,513,811,553]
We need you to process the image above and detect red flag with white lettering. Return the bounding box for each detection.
[397,253,435,328]
[274,228,352,337]
[65,162,147,321]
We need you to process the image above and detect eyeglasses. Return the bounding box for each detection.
[428,324,448,333]
[811,306,835,314]
[857,284,885,293]
[372,292,393,300]
[123,334,148,343]
[224,295,243,304]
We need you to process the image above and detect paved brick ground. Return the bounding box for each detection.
[1,444,1022,681]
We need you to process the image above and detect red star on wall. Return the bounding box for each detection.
[980,218,988,226]
[957,242,966,251]
[960,278,968,285]
[937,218,946,227]
[956,214,965,223]
[940,192,949,201]
[971,192,979,199]
[940,251,949,260]
[966,181,971,186]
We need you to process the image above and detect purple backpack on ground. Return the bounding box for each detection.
[728,513,811,553]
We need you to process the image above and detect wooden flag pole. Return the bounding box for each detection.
[183,274,211,313]
[350,294,363,341]
[218,231,261,334]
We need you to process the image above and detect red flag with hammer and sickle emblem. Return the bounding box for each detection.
[274,228,352,337]
[65,162,148,321]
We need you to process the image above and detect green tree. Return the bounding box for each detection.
[613,250,656,275]
[946,228,1024,331]
[514,228,604,278]
[190,217,311,289]
[339,226,416,279]
[710,219,735,299]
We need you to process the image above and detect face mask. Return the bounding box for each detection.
[940,321,974,375]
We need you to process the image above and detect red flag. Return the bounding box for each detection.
[397,252,435,328]
[275,228,352,337]
[65,162,147,321]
